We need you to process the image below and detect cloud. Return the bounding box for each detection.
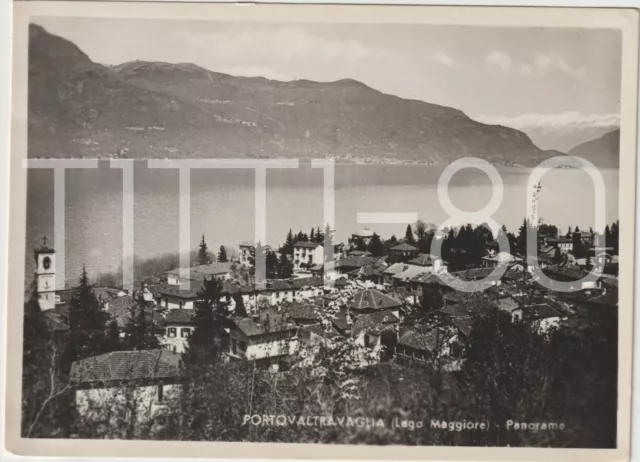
[533,52,586,80]
[474,111,620,129]
[220,66,295,82]
[485,50,512,72]
[174,26,371,63]
[485,50,586,80]
[433,52,454,67]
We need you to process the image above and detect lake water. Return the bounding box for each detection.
[25,162,619,288]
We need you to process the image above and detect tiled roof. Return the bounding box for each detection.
[357,261,388,278]
[348,250,372,257]
[70,350,182,384]
[412,273,452,286]
[384,263,410,275]
[350,289,402,311]
[159,282,203,299]
[451,318,474,337]
[352,311,399,337]
[391,265,428,283]
[233,316,298,337]
[335,255,380,270]
[294,241,322,249]
[397,327,439,352]
[166,262,232,279]
[450,268,494,281]
[408,254,443,267]
[302,324,341,340]
[280,300,321,321]
[165,309,194,324]
[391,243,418,252]
[482,252,521,263]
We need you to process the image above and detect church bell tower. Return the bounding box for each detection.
[34,236,56,311]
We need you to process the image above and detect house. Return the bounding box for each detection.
[293,241,324,271]
[238,242,255,267]
[70,350,182,438]
[388,242,419,262]
[256,277,324,306]
[407,253,448,273]
[298,324,342,348]
[481,252,521,268]
[227,314,299,370]
[547,237,573,252]
[348,259,388,284]
[333,255,383,279]
[349,288,402,316]
[158,283,202,310]
[410,272,456,301]
[349,228,375,250]
[395,325,464,369]
[352,311,400,350]
[573,231,595,247]
[163,309,194,353]
[165,262,232,286]
[543,264,601,290]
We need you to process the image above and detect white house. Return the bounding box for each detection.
[70,350,182,438]
[227,314,299,370]
[165,262,232,286]
[239,242,255,267]
[293,241,324,271]
[163,309,194,353]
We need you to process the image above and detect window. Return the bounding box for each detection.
[181,328,191,338]
[231,338,237,354]
[168,328,177,338]
[239,341,247,351]
[157,384,164,403]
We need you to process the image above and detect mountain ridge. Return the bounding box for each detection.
[29,24,564,166]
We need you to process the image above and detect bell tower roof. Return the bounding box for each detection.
[34,235,55,255]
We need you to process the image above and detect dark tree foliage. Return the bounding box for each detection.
[278,253,294,279]
[197,235,211,265]
[266,251,279,279]
[367,233,386,257]
[404,224,415,244]
[68,267,109,361]
[183,277,230,366]
[123,298,159,351]
[217,245,228,263]
[106,319,121,351]
[283,229,295,255]
[233,293,248,318]
[22,285,52,436]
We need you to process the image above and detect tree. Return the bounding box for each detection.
[283,229,295,255]
[367,233,386,257]
[183,277,230,365]
[233,293,248,318]
[309,228,315,243]
[197,235,211,266]
[68,266,109,361]
[217,245,228,263]
[123,298,159,351]
[278,254,294,279]
[405,224,415,244]
[106,320,121,351]
[266,251,279,279]
[553,247,563,264]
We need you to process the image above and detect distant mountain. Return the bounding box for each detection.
[567,129,620,168]
[29,24,561,166]
[474,112,619,152]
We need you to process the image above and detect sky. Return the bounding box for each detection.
[33,17,622,123]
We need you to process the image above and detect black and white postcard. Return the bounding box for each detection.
[4,2,639,461]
